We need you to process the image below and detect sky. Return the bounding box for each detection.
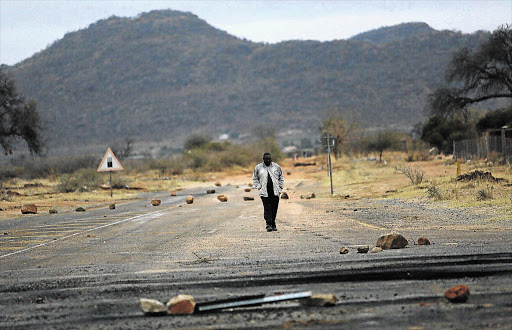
[1,0,511,65]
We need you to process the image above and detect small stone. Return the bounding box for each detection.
[214,182,221,187]
[243,196,254,201]
[281,192,289,199]
[75,206,86,212]
[170,191,177,196]
[49,206,58,214]
[248,183,253,187]
[109,203,116,209]
[444,284,470,303]
[244,188,251,192]
[166,294,195,315]
[417,237,431,245]
[217,194,228,202]
[206,189,216,194]
[357,245,369,253]
[139,298,167,315]
[299,294,338,307]
[21,204,37,214]
[376,233,408,249]
[371,247,383,253]
[339,247,349,254]
[186,196,194,204]
[151,199,161,206]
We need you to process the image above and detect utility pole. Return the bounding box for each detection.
[324,135,334,195]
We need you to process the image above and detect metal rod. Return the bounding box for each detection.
[110,171,113,198]
[196,291,312,312]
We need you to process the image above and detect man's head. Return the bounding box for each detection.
[263,153,272,166]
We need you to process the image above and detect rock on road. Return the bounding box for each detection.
[1,181,511,329]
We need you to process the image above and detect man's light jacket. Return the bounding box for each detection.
[252,162,284,197]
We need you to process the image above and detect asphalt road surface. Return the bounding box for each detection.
[1,182,511,329]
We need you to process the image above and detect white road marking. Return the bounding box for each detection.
[0,209,165,259]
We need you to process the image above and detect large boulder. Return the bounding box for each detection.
[417,237,431,245]
[21,204,37,214]
[166,294,195,315]
[376,233,408,249]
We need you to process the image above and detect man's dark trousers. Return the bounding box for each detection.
[261,196,279,228]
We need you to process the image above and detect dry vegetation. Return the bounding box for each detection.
[2,151,512,221]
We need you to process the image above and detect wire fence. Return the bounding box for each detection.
[453,134,512,164]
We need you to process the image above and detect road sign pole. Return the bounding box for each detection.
[110,171,113,198]
[325,135,334,195]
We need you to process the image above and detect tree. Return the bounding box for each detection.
[420,114,478,153]
[427,24,512,118]
[476,105,512,132]
[0,68,43,155]
[365,130,402,162]
[319,116,358,159]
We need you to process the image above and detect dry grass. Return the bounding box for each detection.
[2,152,512,221]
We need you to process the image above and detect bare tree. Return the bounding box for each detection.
[427,24,512,118]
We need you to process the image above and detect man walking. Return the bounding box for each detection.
[253,152,284,232]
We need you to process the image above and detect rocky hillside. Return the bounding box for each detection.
[6,10,490,153]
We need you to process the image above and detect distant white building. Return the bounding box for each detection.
[219,134,229,140]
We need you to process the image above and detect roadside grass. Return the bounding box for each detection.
[316,151,512,220]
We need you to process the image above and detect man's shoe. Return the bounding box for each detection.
[266,226,273,232]
[272,226,277,231]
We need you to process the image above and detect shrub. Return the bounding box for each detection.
[396,165,425,185]
[57,168,101,193]
[477,185,494,201]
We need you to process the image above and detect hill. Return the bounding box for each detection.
[6,10,490,154]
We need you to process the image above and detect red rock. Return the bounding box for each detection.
[186,196,194,204]
[170,191,177,196]
[418,237,431,245]
[214,182,221,187]
[217,194,228,202]
[244,188,251,192]
[444,284,470,303]
[166,294,195,315]
[21,204,37,214]
[151,199,161,206]
[206,189,215,194]
[376,233,408,249]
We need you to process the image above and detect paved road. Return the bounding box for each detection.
[1,183,511,329]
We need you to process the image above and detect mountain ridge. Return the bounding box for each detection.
[6,10,491,154]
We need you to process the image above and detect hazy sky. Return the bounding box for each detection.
[1,0,511,65]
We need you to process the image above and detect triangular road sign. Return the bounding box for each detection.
[97,148,124,172]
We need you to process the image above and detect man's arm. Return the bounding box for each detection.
[277,165,284,189]
[252,165,261,189]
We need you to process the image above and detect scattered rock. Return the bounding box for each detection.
[376,233,408,249]
[21,204,37,214]
[166,294,196,315]
[151,199,161,206]
[299,294,338,307]
[456,170,507,183]
[300,192,316,199]
[417,237,431,245]
[206,189,216,194]
[243,196,254,201]
[75,206,86,212]
[444,284,470,303]
[109,203,116,209]
[339,247,349,254]
[217,194,228,202]
[139,298,167,315]
[214,182,221,186]
[186,196,194,204]
[170,191,177,196]
[248,183,253,187]
[244,188,251,192]
[24,183,43,188]
[49,206,58,214]
[357,245,369,253]
[281,192,289,199]
[371,247,383,253]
